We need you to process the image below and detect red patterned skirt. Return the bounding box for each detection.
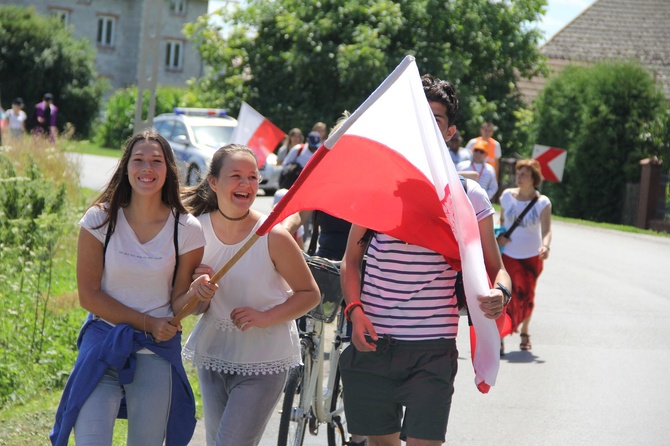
[502,254,544,333]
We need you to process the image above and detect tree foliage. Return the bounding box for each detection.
[530,60,666,223]
[0,5,107,137]
[94,86,194,149]
[185,0,546,152]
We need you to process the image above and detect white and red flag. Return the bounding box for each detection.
[231,102,285,168]
[255,55,503,392]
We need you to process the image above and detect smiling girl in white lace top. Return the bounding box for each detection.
[181,144,319,446]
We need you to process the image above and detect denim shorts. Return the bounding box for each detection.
[339,336,458,442]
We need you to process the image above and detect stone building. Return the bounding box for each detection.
[8,0,208,92]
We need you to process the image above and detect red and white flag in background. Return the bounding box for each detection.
[231,102,285,168]
[257,55,503,392]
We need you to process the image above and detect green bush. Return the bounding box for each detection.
[530,61,666,222]
[0,152,81,405]
[94,86,193,149]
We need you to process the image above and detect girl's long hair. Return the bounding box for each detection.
[91,130,186,234]
[182,144,258,217]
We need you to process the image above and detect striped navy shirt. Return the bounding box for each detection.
[360,179,494,341]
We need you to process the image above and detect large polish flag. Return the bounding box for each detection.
[255,55,502,392]
[231,102,285,168]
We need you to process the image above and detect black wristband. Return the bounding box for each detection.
[496,282,512,306]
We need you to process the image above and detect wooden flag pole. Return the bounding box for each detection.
[172,233,260,325]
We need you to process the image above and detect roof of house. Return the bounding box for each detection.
[519,0,670,102]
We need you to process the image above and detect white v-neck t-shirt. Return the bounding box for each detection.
[80,206,205,318]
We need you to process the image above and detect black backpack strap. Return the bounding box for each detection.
[103,227,111,268]
[307,211,320,256]
[172,210,180,287]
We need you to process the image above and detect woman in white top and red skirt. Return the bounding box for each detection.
[497,159,552,351]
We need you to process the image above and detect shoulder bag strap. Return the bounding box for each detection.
[503,193,539,238]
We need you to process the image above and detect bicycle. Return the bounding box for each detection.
[277,256,351,446]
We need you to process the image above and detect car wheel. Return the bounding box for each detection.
[187,164,202,186]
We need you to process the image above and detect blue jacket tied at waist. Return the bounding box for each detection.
[50,316,196,446]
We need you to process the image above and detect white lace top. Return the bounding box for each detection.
[183,214,302,375]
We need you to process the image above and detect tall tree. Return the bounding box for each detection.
[185,0,546,151]
[0,6,107,137]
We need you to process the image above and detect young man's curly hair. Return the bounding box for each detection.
[421,74,459,127]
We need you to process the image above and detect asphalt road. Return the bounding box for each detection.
[76,154,670,445]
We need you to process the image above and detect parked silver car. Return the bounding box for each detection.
[259,152,282,195]
[154,108,238,186]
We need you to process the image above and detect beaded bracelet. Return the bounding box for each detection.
[344,301,364,322]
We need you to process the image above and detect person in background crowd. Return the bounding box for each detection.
[457,138,498,199]
[51,130,215,446]
[276,130,323,242]
[33,93,59,143]
[497,159,552,353]
[465,122,501,175]
[447,130,471,165]
[338,74,511,446]
[278,130,322,194]
[4,98,27,139]
[311,121,328,143]
[181,144,320,446]
[276,128,304,165]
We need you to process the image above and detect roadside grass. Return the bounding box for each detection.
[60,138,121,158]
[553,214,670,238]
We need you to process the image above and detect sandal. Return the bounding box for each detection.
[520,333,532,351]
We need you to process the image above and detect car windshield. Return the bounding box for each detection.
[191,125,235,148]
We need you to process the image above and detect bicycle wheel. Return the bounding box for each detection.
[278,349,312,446]
[326,368,348,446]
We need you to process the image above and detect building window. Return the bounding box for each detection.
[50,9,70,24]
[96,16,115,47]
[170,0,187,15]
[165,40,183,70]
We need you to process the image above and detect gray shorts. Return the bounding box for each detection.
[339,336,458,442]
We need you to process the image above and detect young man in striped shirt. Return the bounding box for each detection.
[339,75,512,446]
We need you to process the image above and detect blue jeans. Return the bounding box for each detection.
[74,353,172,446]
[198,368,287,446]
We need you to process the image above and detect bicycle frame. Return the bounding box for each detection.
[303,309,346,427]
[279,305,349,446]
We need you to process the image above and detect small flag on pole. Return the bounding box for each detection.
[231,102,285,168]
